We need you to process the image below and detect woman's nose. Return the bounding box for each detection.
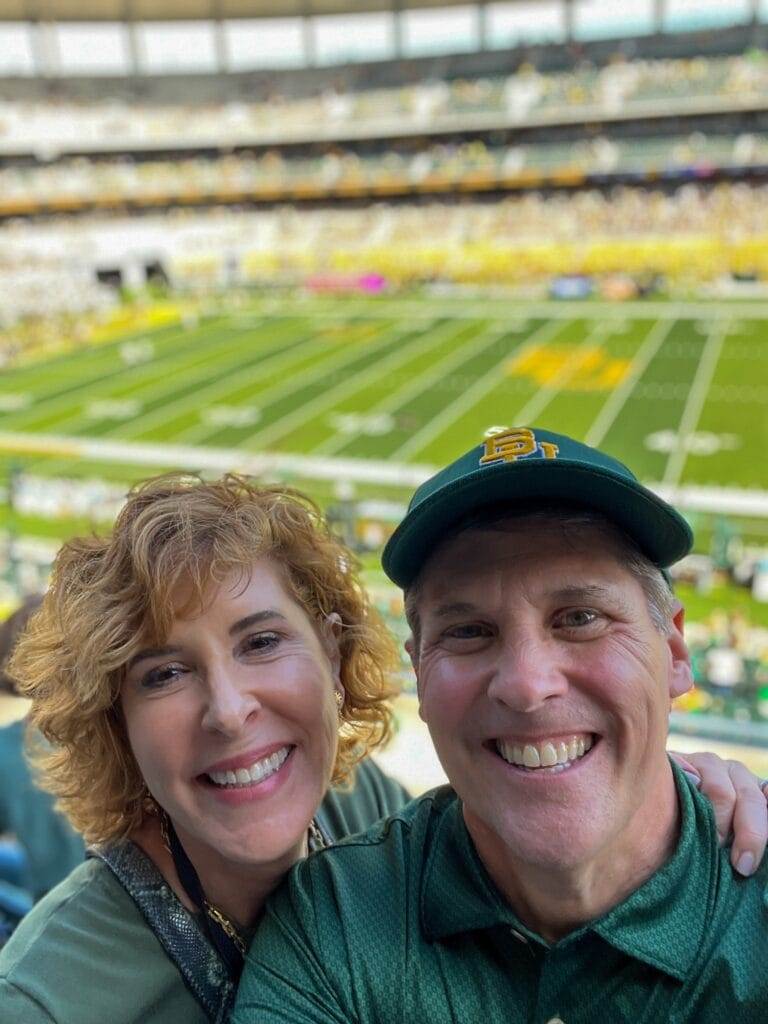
[201,667,261,736]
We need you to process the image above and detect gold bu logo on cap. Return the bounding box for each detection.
[479,427,560,466]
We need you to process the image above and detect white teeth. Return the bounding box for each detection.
[523,744,540,768]
[207,746,291,788]
[496,735,594,772]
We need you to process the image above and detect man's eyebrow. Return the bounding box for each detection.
[548,584,615,602]
[548,584,632,612]
[126,646,182,671]
[430,602,480,620]
[229,610,288,636]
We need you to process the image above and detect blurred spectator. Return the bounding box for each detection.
[0,597,84,901]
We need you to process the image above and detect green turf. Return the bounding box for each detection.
[1,296,767,551]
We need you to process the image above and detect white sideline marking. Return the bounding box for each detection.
[1,429,766,517]
[0,430,434,488]
[393,318,568,461]
[585,318,674,448]
[663,321,728,489]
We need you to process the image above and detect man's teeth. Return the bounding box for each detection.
[207,746,290,787]
[496,735,593,771]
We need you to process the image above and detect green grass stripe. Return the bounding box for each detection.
[210,319,449,451]
[328,319,545,461]
[397,317,578,463]
[662,320,728,488]
[173,318,400,447]
[0,318,263,434]
[101,316,366,444]
[682,320,768,489]
[598,319,705,482]
[283,319,495,456]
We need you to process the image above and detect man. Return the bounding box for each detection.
[235,427,767,1023]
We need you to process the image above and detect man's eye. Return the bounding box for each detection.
[555,609,601,629]
[141,664,187,690]
[443,623,491,640]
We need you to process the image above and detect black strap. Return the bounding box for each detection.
[164,818,245,983]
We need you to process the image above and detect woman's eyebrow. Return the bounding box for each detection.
[126,646,182,671]
[229,610,287,636]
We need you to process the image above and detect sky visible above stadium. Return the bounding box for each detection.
[0,0,758,76]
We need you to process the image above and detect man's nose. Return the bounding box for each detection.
[201,666,261,736]
[487,637,569,712]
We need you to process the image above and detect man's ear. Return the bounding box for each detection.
[404,635,426,721]
[667,601,693,700]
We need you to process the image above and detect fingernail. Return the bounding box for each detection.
[735,851,755,876]
[682,770,701,789]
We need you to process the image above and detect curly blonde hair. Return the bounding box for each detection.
[10,474,399,845]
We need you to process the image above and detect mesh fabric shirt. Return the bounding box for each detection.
[235,763,768,1024]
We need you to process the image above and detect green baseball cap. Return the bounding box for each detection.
[382,426,693,588]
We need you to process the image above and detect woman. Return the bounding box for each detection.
[0,474,406,1023]
[0,473,763,1024]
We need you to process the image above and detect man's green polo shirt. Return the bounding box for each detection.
[235,763,768,1024]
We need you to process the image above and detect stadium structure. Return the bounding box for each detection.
[1,1,768,731]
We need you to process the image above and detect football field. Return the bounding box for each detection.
[1,295,767,534]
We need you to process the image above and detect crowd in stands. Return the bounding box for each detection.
[3,132,768,213]
[3,180,768,328]
[0,52,766,155]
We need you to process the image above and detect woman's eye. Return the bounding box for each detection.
[242,632,280,654]
[141,664,187,690]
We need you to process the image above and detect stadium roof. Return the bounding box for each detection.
[0,0,510,22]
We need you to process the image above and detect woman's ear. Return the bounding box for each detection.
[321,612,343,689]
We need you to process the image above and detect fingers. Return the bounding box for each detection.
[679,751,736,844]
[674,750,768,876]
[724,760,768,877]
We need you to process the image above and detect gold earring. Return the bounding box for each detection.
[334,690,344,714]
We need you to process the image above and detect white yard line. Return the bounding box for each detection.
[101,319,325,441]
[584,318,675,448]
[312,320,513,457]
[143,318,401,446]
[241,318,452,451]
[4,318,230,430]
[392,317,567,461]
[662,320,729,490]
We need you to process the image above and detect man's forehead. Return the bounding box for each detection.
[414,520,640,608]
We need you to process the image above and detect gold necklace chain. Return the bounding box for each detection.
[203,900,247,954]
[158,810,326,957]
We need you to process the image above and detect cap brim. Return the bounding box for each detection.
[383,459,692,588]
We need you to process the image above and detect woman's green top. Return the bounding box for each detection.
[0,758,408,1024]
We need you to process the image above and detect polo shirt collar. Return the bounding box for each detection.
[421,763,716,982]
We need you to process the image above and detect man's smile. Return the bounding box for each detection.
[493,733,596,772]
